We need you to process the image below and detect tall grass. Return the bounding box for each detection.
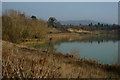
[2,9,49,43]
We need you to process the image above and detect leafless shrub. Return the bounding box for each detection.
[2,9,49,43]
[70,48,79,58]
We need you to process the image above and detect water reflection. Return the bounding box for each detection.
[32,35,120,65]
[118,41,120,64]
[53,35,120,65]
[55,40,119,65]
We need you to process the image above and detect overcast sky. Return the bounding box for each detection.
[2,2,118,24]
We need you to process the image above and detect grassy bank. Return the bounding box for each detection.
[20,33,120,51]
[2,41,120,78]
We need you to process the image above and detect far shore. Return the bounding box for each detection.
[20,32,120,46]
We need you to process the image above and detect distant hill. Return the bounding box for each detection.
[59,20,108,25]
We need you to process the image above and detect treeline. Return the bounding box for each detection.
[2,10,49,43]
[64,23,120,32]
[47,17,120,33]
[80,23,120,31]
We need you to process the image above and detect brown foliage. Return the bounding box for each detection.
[2,9,49,43]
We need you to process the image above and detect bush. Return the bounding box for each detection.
[2,9,49,43]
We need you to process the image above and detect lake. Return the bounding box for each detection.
[55,40,120,65]
[28,34,120,65]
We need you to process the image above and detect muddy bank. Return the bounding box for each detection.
[2,41,120,78]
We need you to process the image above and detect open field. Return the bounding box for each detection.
[2,40,120,78]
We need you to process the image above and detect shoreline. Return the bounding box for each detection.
[2,40,120,78]
[20,33,120,45]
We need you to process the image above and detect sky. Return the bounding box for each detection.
[2,2,118,24]
[1,0,120,2]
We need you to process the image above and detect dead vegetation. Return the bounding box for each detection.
[2,10,49,43]
[2,41,120,78]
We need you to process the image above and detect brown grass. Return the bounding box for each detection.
[2,41,120,78]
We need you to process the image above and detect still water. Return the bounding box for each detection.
[55,40,119,65]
